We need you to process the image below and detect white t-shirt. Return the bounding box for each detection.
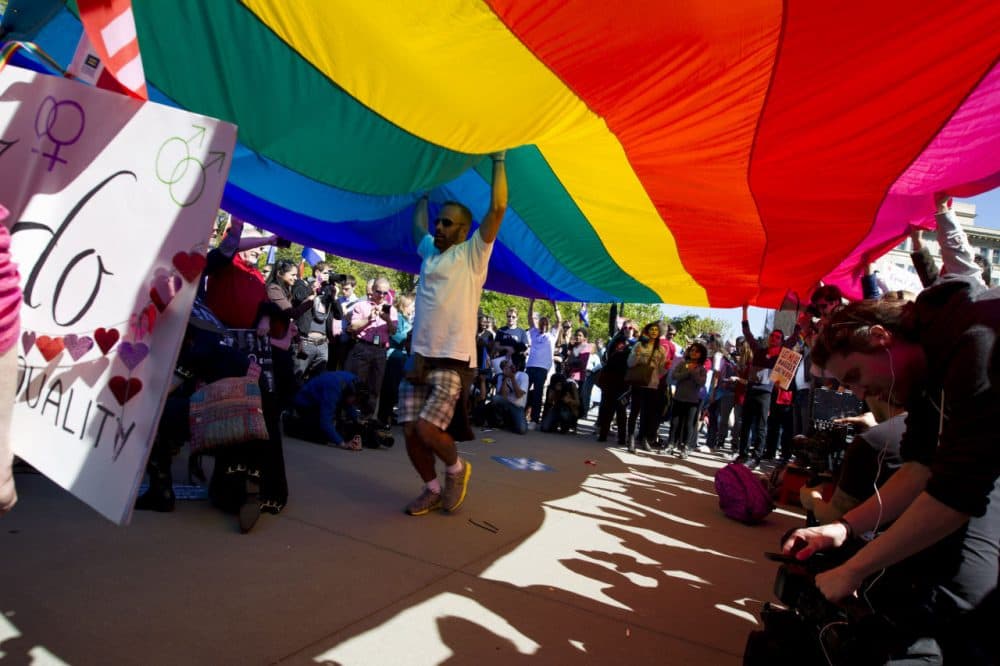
[496,371,530,408]
[526,328,557,370]
[411,232,493,366]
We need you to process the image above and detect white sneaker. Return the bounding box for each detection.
[527,422,538,431]
[697,444,711,453]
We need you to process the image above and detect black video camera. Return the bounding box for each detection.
[327,272,350,284]
[790,424,851,476]
[745,545,906,666]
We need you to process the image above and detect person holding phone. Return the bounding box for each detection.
[345,275,397,418]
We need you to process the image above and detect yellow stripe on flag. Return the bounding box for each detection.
[242,0,708,304]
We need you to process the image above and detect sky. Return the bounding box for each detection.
[660,303,768,343]
[963,190,1000,229]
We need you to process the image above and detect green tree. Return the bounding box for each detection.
[261,239,670,340]
[262,244,416,293]
[666,314,732,343]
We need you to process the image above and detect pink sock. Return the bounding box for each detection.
[446,459,463,475]
[426,478,441,494]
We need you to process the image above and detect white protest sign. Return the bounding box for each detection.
[0,65,236,524]
[873,256,924,295]
[769,347,802,391]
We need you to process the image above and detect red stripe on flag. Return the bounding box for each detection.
[105,40,141,73]
[77,0,147,100]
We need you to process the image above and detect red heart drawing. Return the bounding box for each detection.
[94,328,120,355]
[143,304,158,334]
[149,288,168,313]
[21,330,36,354]
[130,304,158,340]
[109,376,142,405]
[36,336,65,362]
[173,251,207,283]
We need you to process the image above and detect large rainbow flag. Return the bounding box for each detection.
[12,1,1000,306]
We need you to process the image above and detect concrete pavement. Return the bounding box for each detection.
[1,422,804,665]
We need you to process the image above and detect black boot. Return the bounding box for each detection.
[136,461,175,512]
[238,473,261,534]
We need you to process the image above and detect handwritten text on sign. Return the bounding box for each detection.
[770,347,803,392]
[0,65,236,524]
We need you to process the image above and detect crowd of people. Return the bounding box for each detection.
[2,148,995,663]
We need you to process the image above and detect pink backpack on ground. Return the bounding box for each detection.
[714,463,774,524]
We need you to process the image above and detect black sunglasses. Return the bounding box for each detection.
[435,217,457,228]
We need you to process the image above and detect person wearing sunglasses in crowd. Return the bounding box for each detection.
[399,152,507,517]
[495,307,530,371]
[345,276,398,419]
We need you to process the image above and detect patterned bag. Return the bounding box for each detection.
[189,376,268,453]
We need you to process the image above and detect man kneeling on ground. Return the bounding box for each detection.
[487,358,530,434]
[284,370,364,451]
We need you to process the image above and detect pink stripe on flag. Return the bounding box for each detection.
[823,59,1000,299]
[100,7,138,58]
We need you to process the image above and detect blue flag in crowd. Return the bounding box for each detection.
[578,303,589,327]
[265,245,276,265]
[302,246,324,266]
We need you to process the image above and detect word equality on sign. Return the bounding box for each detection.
[1,65,236,525]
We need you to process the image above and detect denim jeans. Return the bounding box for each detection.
[490,398,527,434]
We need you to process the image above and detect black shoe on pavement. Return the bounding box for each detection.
[239,500,261,534]
[745,456,761,470]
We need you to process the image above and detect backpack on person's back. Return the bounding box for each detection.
[714,462,774,524]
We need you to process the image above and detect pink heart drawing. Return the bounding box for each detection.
[129,304,157,341]
[63,334,94,361]
[150,272,183,313]
[21,330,36,354]
[117,341,150,371]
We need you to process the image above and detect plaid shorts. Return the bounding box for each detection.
[398,369,462,431]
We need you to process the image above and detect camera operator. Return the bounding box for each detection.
[540,373,580,434]
[781,277,1000,662]
[799,399,905,525]
[344,276,397,418]
[292,262,344,384]
[488,358,529,435]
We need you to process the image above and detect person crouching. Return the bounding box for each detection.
[284,371,364,451]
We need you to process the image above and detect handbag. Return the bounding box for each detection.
[189,376,268,453]
[625,347,657,386]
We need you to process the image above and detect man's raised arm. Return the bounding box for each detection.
[412,194,429,247]
[477,152,508,244]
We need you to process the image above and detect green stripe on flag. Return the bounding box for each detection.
[480,147,660,303]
